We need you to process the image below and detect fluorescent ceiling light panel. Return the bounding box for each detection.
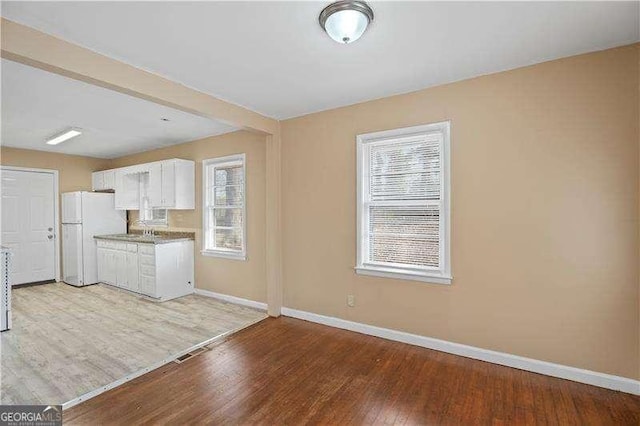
[46,128,82,145]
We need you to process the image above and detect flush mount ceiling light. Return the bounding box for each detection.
[319,1,374,44]
[45,127,82,145]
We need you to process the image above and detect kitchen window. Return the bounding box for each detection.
[202,154,246,260]
[139,207,168,226]
[356,122,451,284]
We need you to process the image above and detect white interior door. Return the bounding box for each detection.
[1,169,57,285]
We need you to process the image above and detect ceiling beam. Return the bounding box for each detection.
[0,18,279,135]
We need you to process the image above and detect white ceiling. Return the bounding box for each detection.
[1,59,237,158]
[2,2,638,120]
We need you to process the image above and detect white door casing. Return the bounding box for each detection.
[1,167,59,285]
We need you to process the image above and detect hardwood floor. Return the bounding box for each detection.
[1,283,267,405]
[65,316,640,425]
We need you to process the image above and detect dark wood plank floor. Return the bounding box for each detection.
[65,317,640,425]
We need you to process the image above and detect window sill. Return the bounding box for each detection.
[355,266,452,285]
[201,250,246,261]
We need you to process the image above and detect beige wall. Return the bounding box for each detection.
[0,147,109,192]
[280,44,640,379]
[0,147,111,277]
[109,130,267,303]
[2,42,638,380]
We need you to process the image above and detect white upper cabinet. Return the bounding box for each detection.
[92,171,103,191]
[160,160,176,207]
[102,159,195,211]
[114,167,141,210]
[103,170,115,190]
[147,162,162,207]
[146,159,193,209]
[92,169,116,191]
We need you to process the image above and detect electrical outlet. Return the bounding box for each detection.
[347,295,355,307]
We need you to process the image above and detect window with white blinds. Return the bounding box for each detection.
[140,207,168,226]
[356,122,451,284]
[202,154,246,260]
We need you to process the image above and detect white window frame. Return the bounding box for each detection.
[201,153,247,260]
[355,121,451,285]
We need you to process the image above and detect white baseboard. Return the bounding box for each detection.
[281,307,640,395]
[195,288,267,311]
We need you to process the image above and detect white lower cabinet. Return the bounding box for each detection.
[96,239,194,301]
[114,245,127,288]
[97,245,117,285]
[126,244,139,293]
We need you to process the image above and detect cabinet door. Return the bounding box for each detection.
[92,172,104,191]
[147,163,162,207]
[161,160,176,207]
[115,251,127,288]
[127,252,139,292]
[103,170,115,190]
[104,250,117,284]
[114,171,125,209]
[114,169,140,210]
[124,173,141,210]
[96,247,106,283]
[139,275,156,297]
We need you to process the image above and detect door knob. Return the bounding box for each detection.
[47,235,54,240]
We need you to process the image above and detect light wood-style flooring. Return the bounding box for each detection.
[0,283,267,406]
[66,317,640,425]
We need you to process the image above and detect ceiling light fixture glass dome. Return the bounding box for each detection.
[319,1,374,44]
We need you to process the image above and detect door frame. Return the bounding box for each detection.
[0,165,61,282]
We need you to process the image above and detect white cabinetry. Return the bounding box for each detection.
[92,169,116,191]
[147,159,193,209]
[96,239,194,301]
[126,244,139,293]
[104,159,194,211]
[114,168,141,210]
[97,242,117,285]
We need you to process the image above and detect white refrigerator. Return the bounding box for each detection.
[62,192,126,287]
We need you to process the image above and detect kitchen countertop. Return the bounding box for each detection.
[94,233,194,245]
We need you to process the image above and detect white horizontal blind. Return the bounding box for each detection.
[369,205,439,267]
[369,139,440,201]
[204,155,245,255]
[366,136,441,269]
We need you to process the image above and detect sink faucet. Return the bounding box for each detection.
[142,224,155,237]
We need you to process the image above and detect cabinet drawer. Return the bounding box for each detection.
[97,240,108,248]
[101,241,120,250]
[126,244,138,253]
[139,263,155,277]
[114,242,127,251]
[139,254,155,266]
[139,244,155,255]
